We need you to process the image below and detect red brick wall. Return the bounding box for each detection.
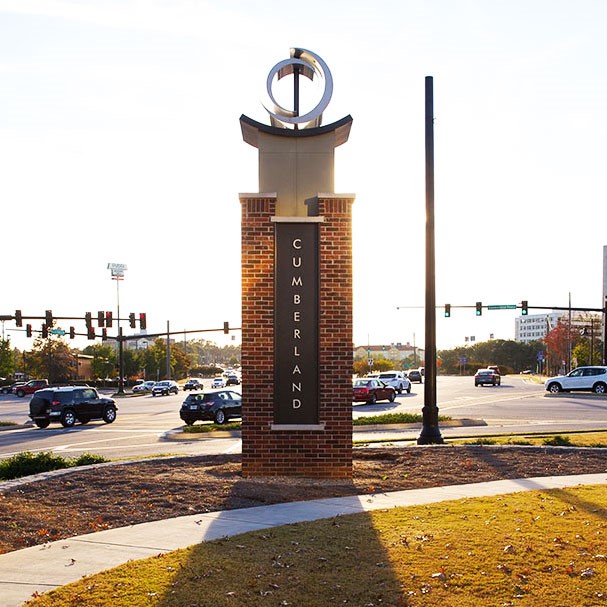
[240,194,354,478]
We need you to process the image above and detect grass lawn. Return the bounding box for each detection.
[455,431,607,448]
[27,484,607,607]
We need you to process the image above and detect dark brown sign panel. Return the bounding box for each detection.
[274,222,320,424]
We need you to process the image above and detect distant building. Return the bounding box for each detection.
[126,331,151,350]
[354,342,424,365]
[515,311,601,343]
[73,354,93,381]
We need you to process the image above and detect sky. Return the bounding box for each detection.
[1,0,606,353]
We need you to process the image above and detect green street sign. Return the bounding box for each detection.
[487,304,517,310]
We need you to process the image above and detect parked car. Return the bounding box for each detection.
[377,371,411,394]
[151,380,179,396]
[179,389,242,425]
[352,378,396,404]
[15,379,49,397]
[1,381,25,395]
[474,369,501,387]
[29,387,117,428]
[183,378,204,391]
[211,377,226,389]
[407,370,423,383]
[133,380,155,393]
[545,366,607,394]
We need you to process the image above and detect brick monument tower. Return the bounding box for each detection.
[239,48,354,478]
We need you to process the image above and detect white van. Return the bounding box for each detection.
[377,371,411,394]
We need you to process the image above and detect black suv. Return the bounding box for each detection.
[183,378,203,391]
[179,389,242,425]
[29,387,118,428]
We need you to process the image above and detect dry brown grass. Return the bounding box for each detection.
[26,484,607,606]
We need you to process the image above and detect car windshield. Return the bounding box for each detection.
[354,380,371,387]
[380,373,396,379]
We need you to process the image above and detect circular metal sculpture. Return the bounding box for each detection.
[264,48,333,129]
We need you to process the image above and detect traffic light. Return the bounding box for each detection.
[45,310,53,327]
[444,304,451,318]
[87,326,96,340]
[129,313,136,328]
[105,311,113,328]
[223,321,229,334]
[15,310,23,327]
[102,328,108,340]
[85,312,92,328]
[69,326,75,339]
[521,300,528,315]
[26,324,32,338]
[475,302,482,316]
[42,324,48,338]
[139,313,146,330]
[97,311,105,327]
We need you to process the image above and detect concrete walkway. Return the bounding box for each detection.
[1,472,605,606]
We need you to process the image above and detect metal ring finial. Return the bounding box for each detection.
[264,48,333,129]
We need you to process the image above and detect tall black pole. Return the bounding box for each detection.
[118,326,125,394]
[418,76,444,445]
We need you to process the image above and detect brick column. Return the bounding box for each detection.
[240,193,354,478]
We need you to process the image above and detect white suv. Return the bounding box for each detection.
[545,366,607,394]
[377,371,411,394]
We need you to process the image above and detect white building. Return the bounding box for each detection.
[515,311,602,343]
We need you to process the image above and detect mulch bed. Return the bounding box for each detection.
[1,446,606,554]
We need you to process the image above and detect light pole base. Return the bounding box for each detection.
[417,426,444,445]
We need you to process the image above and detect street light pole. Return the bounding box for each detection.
[108,263,127,394]
[418,76,443,445]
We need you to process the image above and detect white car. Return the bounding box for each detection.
[545,366,607,394]
[133,381,155,393]
[211,377,226,388]
[377,371,411,394]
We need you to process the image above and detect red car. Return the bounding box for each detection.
[353,378,396,404]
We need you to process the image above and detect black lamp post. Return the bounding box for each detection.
[417,76,444,445]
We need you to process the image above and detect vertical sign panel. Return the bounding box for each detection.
[274,222,319,424]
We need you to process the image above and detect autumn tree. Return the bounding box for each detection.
[544,321,579,374]
[28,334,75,383]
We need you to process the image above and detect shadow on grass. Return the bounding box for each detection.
[153,510,406,606]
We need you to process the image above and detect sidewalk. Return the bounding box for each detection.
[1,472,605,606]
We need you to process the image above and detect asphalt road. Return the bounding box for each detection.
[1,375,606,460]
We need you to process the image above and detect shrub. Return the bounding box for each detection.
[543,435,573,447]
[0,451,108,481]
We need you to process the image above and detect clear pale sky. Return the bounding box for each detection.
[1,0,605,352]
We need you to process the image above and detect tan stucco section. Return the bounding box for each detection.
[257,131,336,216]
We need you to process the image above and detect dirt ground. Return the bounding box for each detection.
[1,446,606,555]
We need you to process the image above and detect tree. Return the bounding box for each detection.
[28,334,75,383]
[82,344,117,379]
[0,338,15,379]
[544,321,579,374]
